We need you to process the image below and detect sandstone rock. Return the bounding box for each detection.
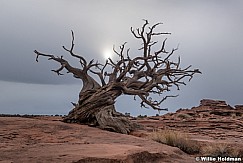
[136,99,243,149]
[200,99,228,107]
[0,117,195,163]
[235,105,243,110]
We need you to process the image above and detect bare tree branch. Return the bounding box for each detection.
[34,20,201,113]
[62,30,87,67]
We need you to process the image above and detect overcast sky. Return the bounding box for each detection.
[1,0,243,116]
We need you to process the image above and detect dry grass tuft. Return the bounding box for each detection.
[150,130,243,157]
[201,143,243,157]
[150,129,200,154]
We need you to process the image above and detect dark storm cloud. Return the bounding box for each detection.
[1,0,243,115]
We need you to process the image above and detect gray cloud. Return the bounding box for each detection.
[1,0,243,116]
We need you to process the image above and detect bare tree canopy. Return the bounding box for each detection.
[34,20,201,134]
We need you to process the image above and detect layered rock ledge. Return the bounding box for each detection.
[136,99,243,145]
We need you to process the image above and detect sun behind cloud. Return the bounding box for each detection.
[103,48,113,60]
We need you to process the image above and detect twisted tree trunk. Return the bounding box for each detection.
[63,84,139,134]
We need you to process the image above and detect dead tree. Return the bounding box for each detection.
[34,20,201,134]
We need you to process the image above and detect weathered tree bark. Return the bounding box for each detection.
[34,20,200,134]
[63,84,139,134]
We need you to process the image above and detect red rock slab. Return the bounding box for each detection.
[0,117,195,163]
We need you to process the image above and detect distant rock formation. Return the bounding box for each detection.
[235,105,243,110]
[171,99,243,117]
[195,99,243,117]
[200,99,228,107]
[140,99,243,141]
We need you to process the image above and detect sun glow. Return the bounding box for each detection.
[103,49,113,60]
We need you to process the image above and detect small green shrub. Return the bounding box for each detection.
[137,115,147,118]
